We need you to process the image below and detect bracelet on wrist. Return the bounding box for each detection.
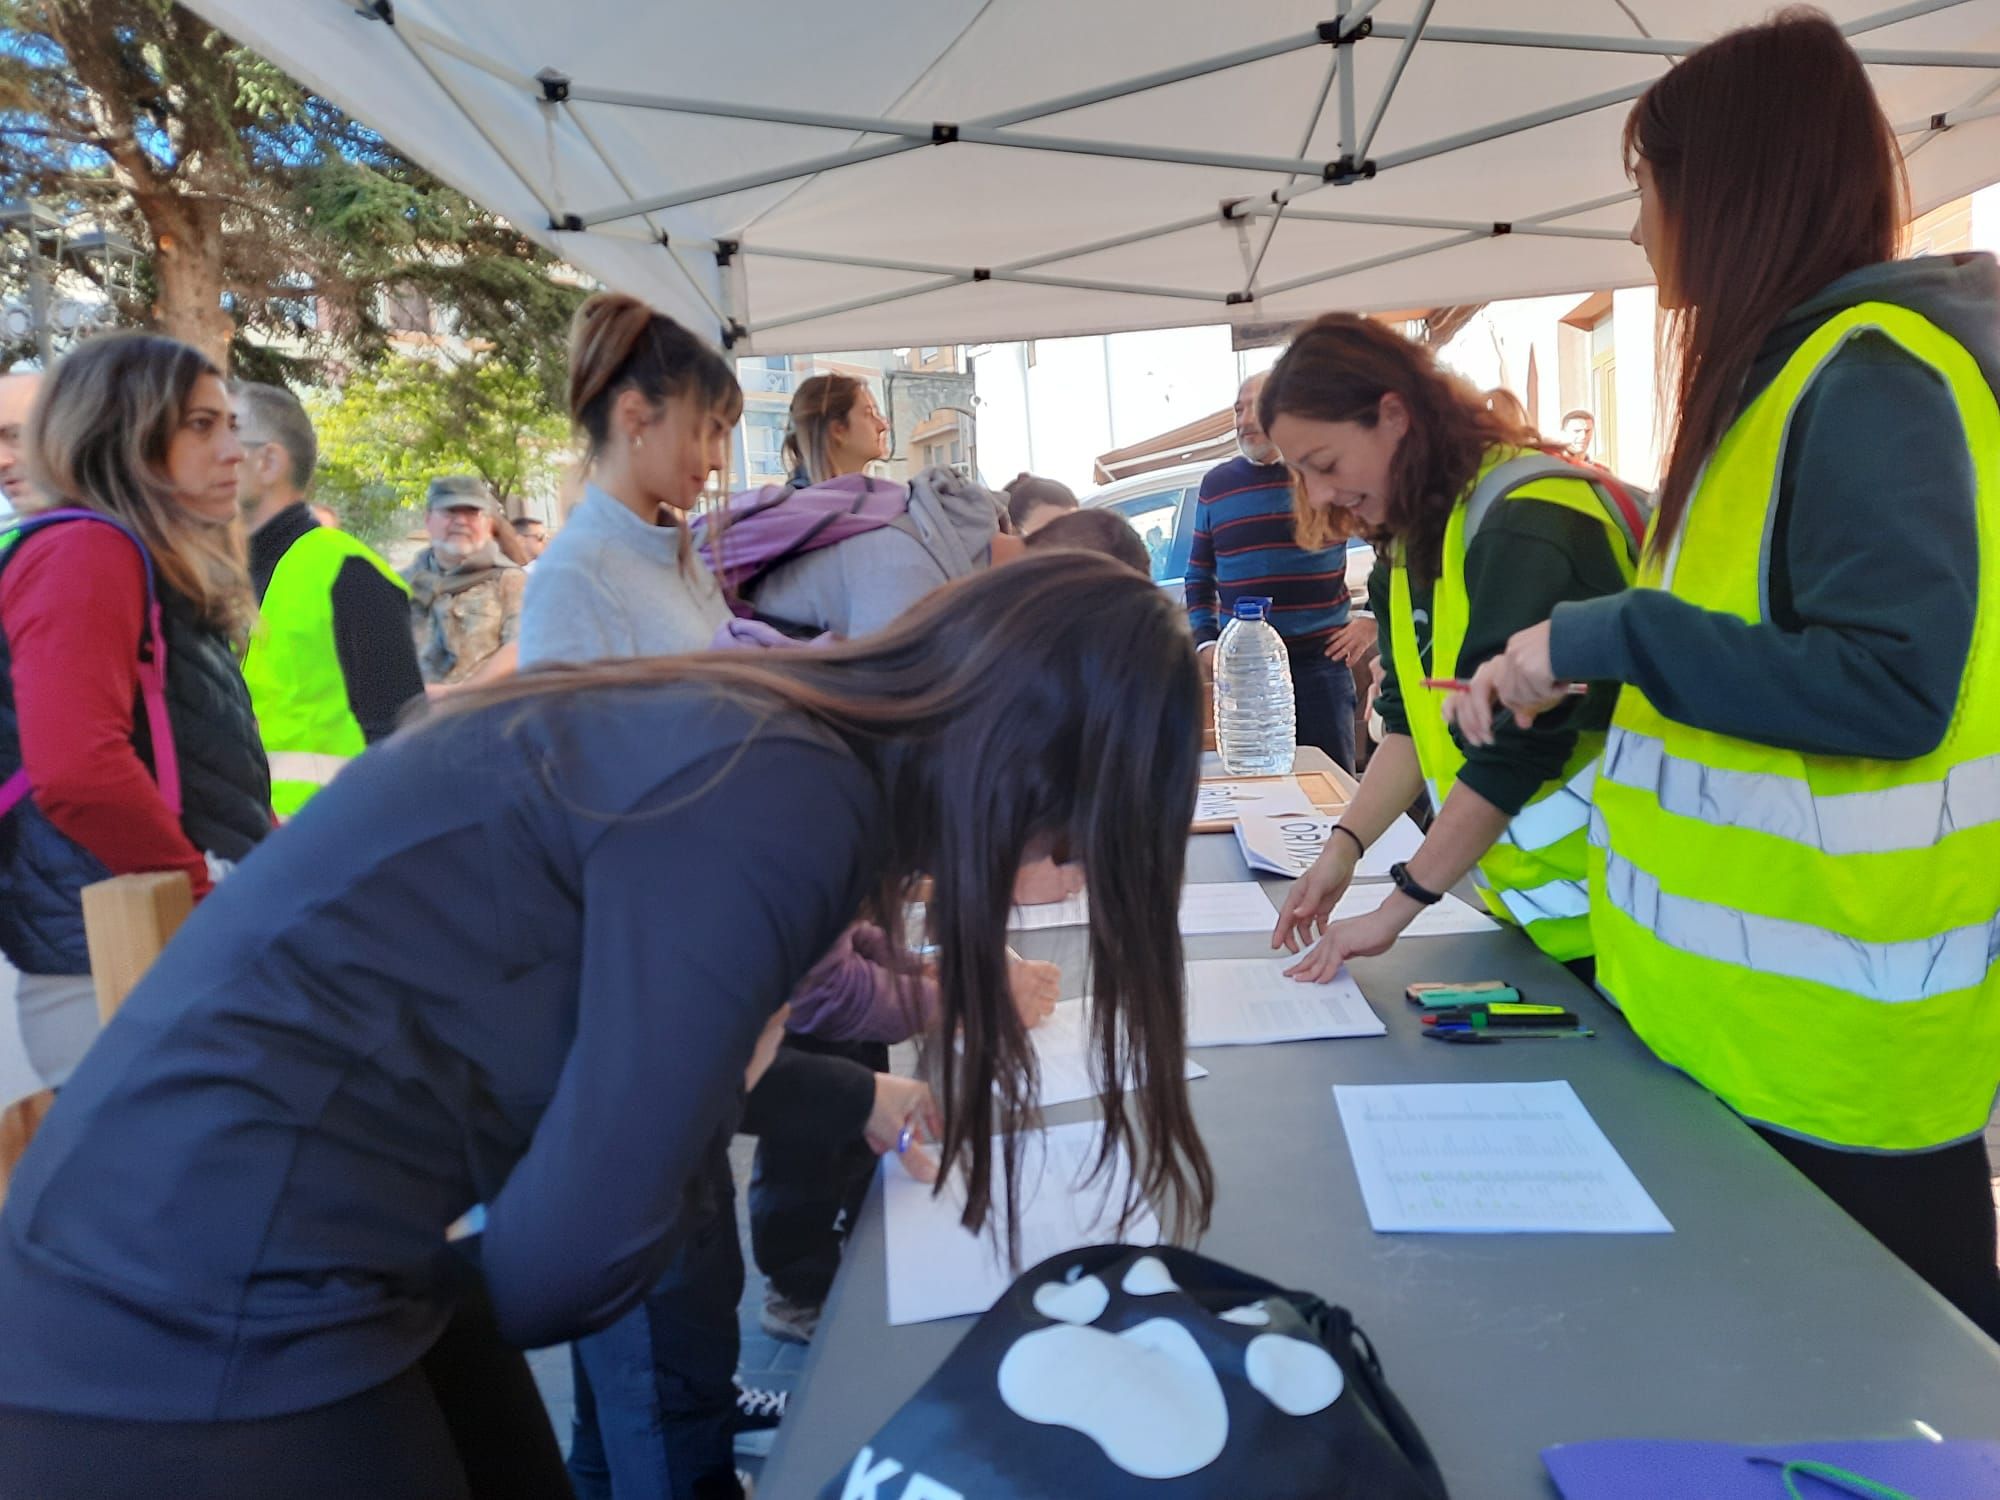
[1329,824,1366,859]
[1387,861,1445,907]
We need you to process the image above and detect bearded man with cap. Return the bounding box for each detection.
[403,475,526,687]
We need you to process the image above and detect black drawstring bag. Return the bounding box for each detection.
[816,1243,1450,1500]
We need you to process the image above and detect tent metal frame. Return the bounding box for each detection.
[355,0,1999,349]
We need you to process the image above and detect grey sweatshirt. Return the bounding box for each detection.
[517,485,731,667]
[748,467,1007,639]
[1553,253,1999,760]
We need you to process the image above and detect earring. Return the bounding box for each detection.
[633,433,644,450]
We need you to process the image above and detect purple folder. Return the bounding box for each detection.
[1542,1438,2000,1498]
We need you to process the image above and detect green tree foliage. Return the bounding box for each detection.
[310,357,573,548]
[0,0,584,389]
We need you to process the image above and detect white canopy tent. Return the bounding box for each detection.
[185,0,2000,353]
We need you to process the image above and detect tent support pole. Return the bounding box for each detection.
[1364,17,1995,67]
[996,214,1220,275]
[559,100,730,331]
[745,277,972,338]
[1357,0,1435,162]
[1240,44,1343,295]
[388,22,562,223]
[1335,0,1359,161]
[563,30,1340,226]
[1260,229,1486,298]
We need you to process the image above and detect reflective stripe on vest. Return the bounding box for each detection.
[1493,760,1597,852]
[1388,447,1639,964]
[243,526,408,818]
[1602,725,2000,857]
[1590,301,2000,1151]
[265,751,352,789]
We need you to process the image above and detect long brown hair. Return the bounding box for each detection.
[783,373,867,484]
[444,551,1214,1250]
[27,332,254,637]
[1260,313,1537,584]
[1627,7,1906,551]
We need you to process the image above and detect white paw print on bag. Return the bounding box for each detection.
[997,1254,1345,1479]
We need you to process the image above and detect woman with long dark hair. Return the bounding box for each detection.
[0,334,271,1088]
[1459,9,2000,1336]
[1262,315,1639,977]
[0,550,1212,1498]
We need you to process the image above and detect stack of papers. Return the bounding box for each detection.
[1011,882,1280,937]
[1032,998,1208,1108]
[1236,811,1425,881]
[1185,957,1385,1046]
[1332,1081,1673,1234]
[883,1120,1159,1325]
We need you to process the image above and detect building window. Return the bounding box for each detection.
[744,410,788,475]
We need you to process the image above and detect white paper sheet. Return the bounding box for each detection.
[1032,998,1208,1108]
[1353,815,1425,879]
[1235,811,1427,881]
[1175,881,1279,935]
[1329,882,1499,936]
[883,1120,1160,1325]
[1194,776,1315,825]
[1010,883,1280,937]
[1009,890,1091,931]
[1184,957,1385,1046]
[1332,1081,1673,1234]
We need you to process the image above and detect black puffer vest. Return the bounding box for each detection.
[0,517,271,975]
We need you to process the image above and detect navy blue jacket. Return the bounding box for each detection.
[0,681,884,1420]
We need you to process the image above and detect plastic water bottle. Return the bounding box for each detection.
[1214,597,1296,776]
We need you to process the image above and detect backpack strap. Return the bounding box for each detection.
[1461,451,1651,562]
[0,510,180,821]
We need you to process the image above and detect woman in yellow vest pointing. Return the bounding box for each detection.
[1458,10,2000,1339]
[1265,315,1642,977]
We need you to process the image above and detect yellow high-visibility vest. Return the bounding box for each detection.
[1591,302,2000,1150]
[243,526,408,817]
[1389,449,1640,962]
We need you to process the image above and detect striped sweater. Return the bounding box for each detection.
[1184,456,1349,651]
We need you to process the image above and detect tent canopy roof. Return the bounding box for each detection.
[186,0,2000,353]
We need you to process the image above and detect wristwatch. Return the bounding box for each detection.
[1387,861,1445,907]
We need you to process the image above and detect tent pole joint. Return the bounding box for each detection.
[1492,221,1511,235]
[536,69,570,103]
[972,267,992,281]
[1322,154,1376,184]
[931,122,960,145]
[1225,290,1256,306]
[351,0,393,22]
[721,319,747,350]
[1319,16,1374,45]
[550,213,583,232]
[1931,111,1950,131]
[715,239,739,267]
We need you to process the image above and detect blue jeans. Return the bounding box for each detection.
[567,1147,742,1500]
[1289,649,1357,773]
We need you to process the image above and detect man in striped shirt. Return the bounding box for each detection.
[1187,372,1376,771]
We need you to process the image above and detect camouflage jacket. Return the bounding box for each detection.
[402,545,525,685]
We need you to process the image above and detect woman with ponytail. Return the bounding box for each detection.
[518,292,743,668]
[1460,9,2000,1336]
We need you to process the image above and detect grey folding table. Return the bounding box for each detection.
[761,750,2000,1498]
